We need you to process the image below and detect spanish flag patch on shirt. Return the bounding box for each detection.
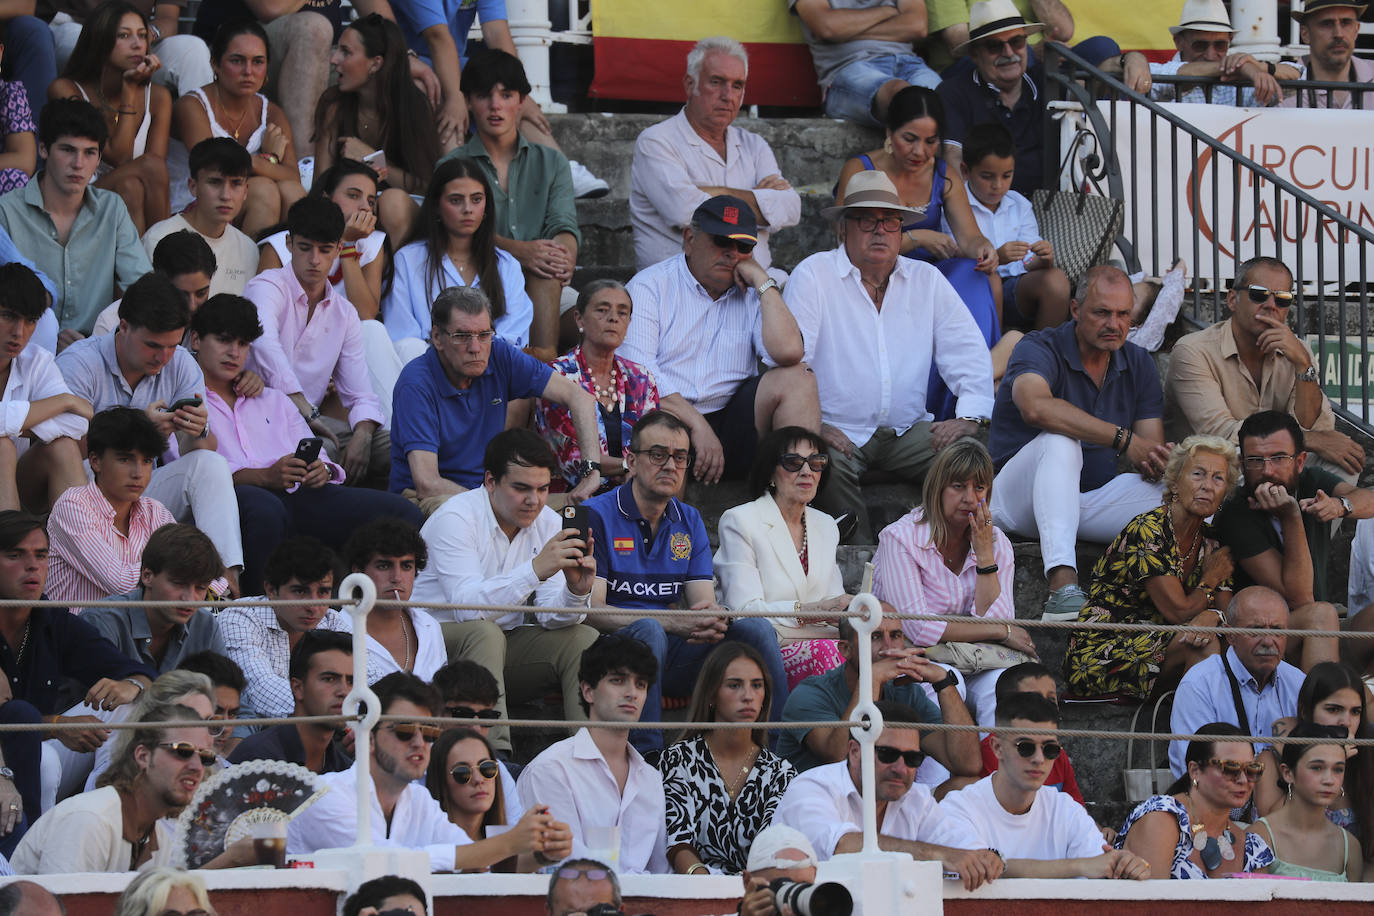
[613,537,635,553]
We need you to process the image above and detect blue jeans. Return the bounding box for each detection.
[0,699,41,857]
[1,16,56,121]
[617,616,790,754]
[824,53,942,127]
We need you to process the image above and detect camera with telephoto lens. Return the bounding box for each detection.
[770,878,853,916]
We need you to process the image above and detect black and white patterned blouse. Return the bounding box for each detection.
[659,735,797,874]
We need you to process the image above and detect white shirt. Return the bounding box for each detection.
[620,254,768,414]
[365,607,447,681]
[771,759,976,861]
[382,241,533,349]
[1,344,87,445]
[410,486,590,628]
[516,727,669,875]
[286,761,472,872]
[774,758,978,862]
[783,247,995,443]
[954,187,1041,279]
[12,786,174,874]
[938,774,1102,861]
[629,109,801,271]
[141,213,261,295]
[1149,55,1257,106]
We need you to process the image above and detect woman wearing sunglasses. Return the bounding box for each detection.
[114,865,216,916]
[425,727,573,871]
[1116,722,1273,878]
[873,438,1030,726]
[1248,721,1363,880]
[715,427,853,689]
[660,643,796,875]
[534,280,659,496]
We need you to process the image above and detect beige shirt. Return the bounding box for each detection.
[11,786,174,874]
[1163,318,1334,444]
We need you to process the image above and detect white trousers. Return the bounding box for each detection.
[145,450,245,569]
[360,319,406,426]
[991,431,1163,574]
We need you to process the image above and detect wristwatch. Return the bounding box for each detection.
[1297,364,1319,383]
[931,670,959,692]
[755,278,780,296]
[0,767,13,781]
[572,459,599,482]
[1339,495,1354,517]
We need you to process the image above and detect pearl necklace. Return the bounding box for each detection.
[591,365,619,402]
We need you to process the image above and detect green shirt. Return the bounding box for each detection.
[0,175,153,335]
[1213,466,1343,602]
[440,133,581,244]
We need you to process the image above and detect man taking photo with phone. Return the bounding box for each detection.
[190,292,422,595]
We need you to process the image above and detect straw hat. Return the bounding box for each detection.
[821,170,926,221]
[955,0,1046,54]
[1292,0,1368,22]
[1169,0,1236,35]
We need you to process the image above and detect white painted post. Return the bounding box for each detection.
[337,572,381,849]
[505,0,566,112]
[847,589,883,854]
[1231,0,1283,60]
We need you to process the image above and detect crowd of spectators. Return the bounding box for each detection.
[0,0,1370,905]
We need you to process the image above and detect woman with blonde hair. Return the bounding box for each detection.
[873,436,1031,725]
[115,865,215,916]
[1065,435,1240,700]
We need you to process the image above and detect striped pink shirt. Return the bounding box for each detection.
[872,508,1015,647]
[46,481,176,609]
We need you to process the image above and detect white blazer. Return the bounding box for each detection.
[714,492,846,634]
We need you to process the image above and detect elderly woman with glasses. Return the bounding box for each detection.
[426,727,573,872]
[1116,722,1274,878]
[714,427,854,688]
[534,280,659,495]
[1064,435,1239,701]
[872,437,1032,726]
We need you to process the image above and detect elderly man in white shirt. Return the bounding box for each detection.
[411,429,599,756]
[288,672,570,870]
[630,36,801,275]
[771,700,1002,891]
[783,170,996,543]
[517,633,670,875]
[620,195,818,486]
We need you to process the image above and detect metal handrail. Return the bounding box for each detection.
[1146,73,1374,107]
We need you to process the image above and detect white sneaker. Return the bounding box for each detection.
[569,159,609,199]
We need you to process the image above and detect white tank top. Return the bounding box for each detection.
[187,86,268,153]
[76,83,151,182]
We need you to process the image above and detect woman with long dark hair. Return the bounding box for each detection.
[311,13,449,239]
[383,156,533,359]
[49,1,172,232]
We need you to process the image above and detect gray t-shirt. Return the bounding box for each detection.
[790,0,919,87]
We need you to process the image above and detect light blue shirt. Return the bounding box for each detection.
[382,241,532,349]
[1169,646,1306,776]
[0,221,56,304]
[0,176,152,334]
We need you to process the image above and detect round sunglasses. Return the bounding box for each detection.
[450,758,500,784]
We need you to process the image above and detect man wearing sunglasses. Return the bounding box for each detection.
[289,672,570,871]
[545,859,623,916]
[228,631,354,774]
[773,700,1001,890]
[940,692,1151,879]
[620,196,816,486]
[1166,256,1365,486]
[1168,586,1311,777]
[1141,0,1291,107]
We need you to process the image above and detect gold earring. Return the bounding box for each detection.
[883,137,894,155]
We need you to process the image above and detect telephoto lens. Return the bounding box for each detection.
[770,878,854,916]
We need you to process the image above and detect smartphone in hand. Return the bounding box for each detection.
[294,437,324,465]
[561,505,590,555]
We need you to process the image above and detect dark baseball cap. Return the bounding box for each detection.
[692,195,758,242]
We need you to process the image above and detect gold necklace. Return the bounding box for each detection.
[710,743,759,800]
[215,84,250,140]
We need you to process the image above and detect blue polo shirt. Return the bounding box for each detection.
[389,341,552,492]
[988,320,1162,492]
[392,0,506,66]
[586,483,713,610]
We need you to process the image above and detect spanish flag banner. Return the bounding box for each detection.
[590,0,822,106]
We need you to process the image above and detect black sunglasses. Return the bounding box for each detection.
[445,705,502,721]
[1014,739,1063,760]
[157,741,217,766]
[709,233,756,255]
[1243,285,1295,305]
[978,33,1028,54]
[874,745,925,768]
[778,452,829,473]
[450,758,500,785]
[387,723,440,743]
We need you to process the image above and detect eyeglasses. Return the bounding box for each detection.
[445,705,502,721]
[1243,285,1295,306]
[709,233,756,255]
[977,33,1028,55]
[439,329,495,345]
[157,742,218,766]
[844,213,904,233]
[1189,39,1231,55]
[874,745,926,768]
[1242,453,1296,470]
[1014,739,1064,760]
[205,715,231,738]
[778,452,829,473]
[557,866,612,881]
[631,445,692,468]
[160,910,212,916]
[450,758,500,784]
[385,723,440,744]
[1207,758,1265,780]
